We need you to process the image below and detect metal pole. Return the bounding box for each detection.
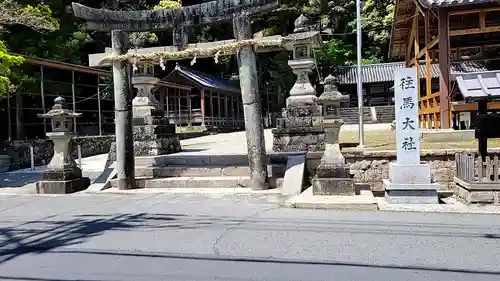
[30,145,34,171]
[111,29,136,190]
[71,70,77,133]
[356,0,365,147]
[7,93,11,141]
[40,66,46,135]
[97,75,102,136]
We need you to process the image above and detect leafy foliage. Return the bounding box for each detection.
[0,0,59,96]
[0,0,395,106]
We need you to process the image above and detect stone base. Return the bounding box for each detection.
[388,162,431,184]
[272,127,325,152]
[383,179,439,204]
[455,177,500,204]
[36,177,90,194]
[272,105,325,152]
[42,166,83,181]
[312,176,355,195]
[286,187,377,210]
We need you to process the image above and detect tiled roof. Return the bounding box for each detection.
[166,65,240,94]
[454,71,500,101]
[336,61,491,85]
[420,0,499,8]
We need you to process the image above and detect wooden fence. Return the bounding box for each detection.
[455,152,500,182]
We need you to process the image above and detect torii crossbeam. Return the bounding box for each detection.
[72,0,279,32]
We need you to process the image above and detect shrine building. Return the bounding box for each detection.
[390,0,500,129]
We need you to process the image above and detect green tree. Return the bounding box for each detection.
[0,0,58,95]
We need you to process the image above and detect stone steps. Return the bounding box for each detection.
[135,164,285,179]
[110,176,285,189]
[104,153,299,191]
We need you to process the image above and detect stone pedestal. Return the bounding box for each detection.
[383,163,439,204]
[312,119,355,195]
[272,105,325,152]
[287,59,317,107]
[37,132,91,194]
[106,75,181,167]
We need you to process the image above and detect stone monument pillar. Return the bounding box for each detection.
[272,15,325,152]
[36,97,90,194]
[312,75,355,195]
[106,63,181,167]
[383,67,439,203]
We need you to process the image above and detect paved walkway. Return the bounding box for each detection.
[181,124,391,154]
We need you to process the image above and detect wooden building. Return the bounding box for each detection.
[390,0,500,129]
[156,65,243,129]
[336,61,490,109]
[0,56,241,141]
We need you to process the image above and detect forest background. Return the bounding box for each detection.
[0,0,395,111]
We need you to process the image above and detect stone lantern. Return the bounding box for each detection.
[316,74,349,116]
[312,76,355,196]
[132,62,161,112]
[36,97,90,194]
[282,14,322,107]
[272,14,325,152]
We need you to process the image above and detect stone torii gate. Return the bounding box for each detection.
[71,0,278,190]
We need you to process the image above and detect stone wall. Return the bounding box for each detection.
[306,148,500,191]
[2,135,115,170]
[1,131,210,171]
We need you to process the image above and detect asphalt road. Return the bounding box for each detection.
[0,192,499,281]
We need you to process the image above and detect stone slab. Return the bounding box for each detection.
[384,179,439,204]
[36,177,90,194]
[312,177,356,196]
[456,184,500,204]
[388,162,431,184]
[285,187,377,210]
[85,163,117,192]
[383,179,440,191]
[316,163,350,178]
[281,155,306,196]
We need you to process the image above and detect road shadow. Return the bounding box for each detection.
[0,212,244,266]
[0,173,43,188]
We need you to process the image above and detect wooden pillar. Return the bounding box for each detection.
[236,98,240,120]
[200,89,206,126]
[97,75,102,136]
[224,95,229,118]
[414,13,420,100]
[159,87,165,108]
[217,92,221,118]
[178,89,182,126]
[424,11,432,129]
[188,91,192,126]
[208,91,213,117]
[71,70,77,133]
[166,88,170,122]
[231,96,235,119]
[438,8,451,129]
[478,100,488,160]
[15,91,23,140]
[40,66,46,135]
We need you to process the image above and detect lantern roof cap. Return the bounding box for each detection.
[38,96,82,119]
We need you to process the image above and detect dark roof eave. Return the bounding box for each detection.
[164,66,240,94]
